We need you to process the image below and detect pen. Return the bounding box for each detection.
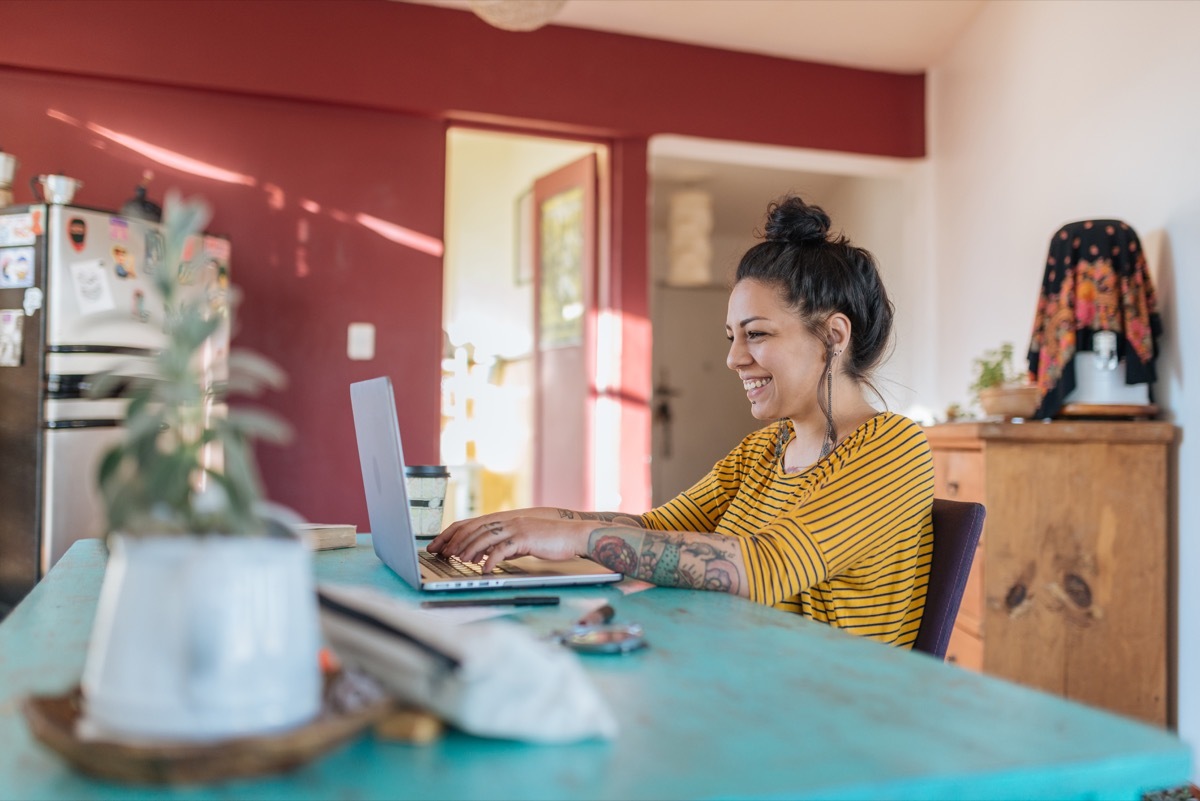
[420,596,561,609]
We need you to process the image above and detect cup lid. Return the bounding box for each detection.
[405,465,450,477]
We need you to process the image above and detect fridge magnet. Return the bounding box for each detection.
[0,247,35,288]
[0,309,23,367]
[23,286,44,317]
[132,289,149,323]
[177,258,197,285]
[108,217,129,242]
[144,229,164,275]
[69,258,116,316]
[0,212,36,247]
[203,260,229,313]
[111,244,137,279]
[203,235,231,262]
[69,217,87,252]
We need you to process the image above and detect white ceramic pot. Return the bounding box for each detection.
[81,533,322,741]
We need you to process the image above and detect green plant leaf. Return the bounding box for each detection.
[96,190,294,537]
[969,342,1027,402]
[219,408,293,444]
[226,350,288,393]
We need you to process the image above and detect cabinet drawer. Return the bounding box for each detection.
[945,624,983,672]
[931,449,984,503]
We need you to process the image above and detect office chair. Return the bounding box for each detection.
[912,499,987,659]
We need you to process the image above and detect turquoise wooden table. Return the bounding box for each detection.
[0,536,1191,800]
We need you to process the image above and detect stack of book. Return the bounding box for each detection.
[297,524,357,551]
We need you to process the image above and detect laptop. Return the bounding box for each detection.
[350,377,623,592]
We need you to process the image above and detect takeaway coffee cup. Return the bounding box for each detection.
[405,465,450,538]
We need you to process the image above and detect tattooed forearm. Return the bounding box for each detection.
[557,509,645,527]
[586,528,745,596]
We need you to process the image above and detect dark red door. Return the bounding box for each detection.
[531,155,597,509]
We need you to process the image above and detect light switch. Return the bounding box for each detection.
[347,322,375,361]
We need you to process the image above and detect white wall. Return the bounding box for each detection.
[824,173,935,420]
[929,0,1200,773]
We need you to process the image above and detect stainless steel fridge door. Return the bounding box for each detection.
[40,397,126,573]
[44,204,169,351]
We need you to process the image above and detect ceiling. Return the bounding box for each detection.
[402,0,986,231]
[401,0,985,73]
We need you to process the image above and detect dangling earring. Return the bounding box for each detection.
[819,349,840,459]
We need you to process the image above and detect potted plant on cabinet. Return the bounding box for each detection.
[80,192,322,741]
[969,342,1042,420]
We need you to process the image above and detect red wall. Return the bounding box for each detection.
[0,0,925,528]
[0,69,445,528]
[0,0,924,158]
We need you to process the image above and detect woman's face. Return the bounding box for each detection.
[725,279,827,422]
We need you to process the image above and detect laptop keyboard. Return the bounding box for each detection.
[419,551,521,577]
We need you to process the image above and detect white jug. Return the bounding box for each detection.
[0,150,17,187]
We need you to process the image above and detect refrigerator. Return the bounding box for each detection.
[0,203,230,613]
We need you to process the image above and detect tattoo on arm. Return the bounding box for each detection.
[557,509,646,527]
[586,528,744,595]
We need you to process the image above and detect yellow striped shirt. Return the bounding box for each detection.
[642,412,933,647]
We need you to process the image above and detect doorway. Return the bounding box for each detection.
[441,128,602,522]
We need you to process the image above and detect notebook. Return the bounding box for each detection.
[350,377,623,592]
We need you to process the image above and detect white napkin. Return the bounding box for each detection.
[317,583,618,743]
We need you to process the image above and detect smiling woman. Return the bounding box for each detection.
[430,194,934,648]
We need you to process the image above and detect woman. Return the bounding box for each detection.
[429,195,934,647]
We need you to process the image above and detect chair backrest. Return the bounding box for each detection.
[913,498,987,659]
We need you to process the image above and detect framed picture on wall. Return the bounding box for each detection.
[537,185,585,349]
[514,189,534,286]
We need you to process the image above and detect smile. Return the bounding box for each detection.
[743,377,772,391]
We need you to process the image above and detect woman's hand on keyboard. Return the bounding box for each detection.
[427,514,592,572]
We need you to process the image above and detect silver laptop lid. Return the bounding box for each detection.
[350,376,424,589]
[351,376,623,592]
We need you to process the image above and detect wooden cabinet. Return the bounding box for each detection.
[925,421,1177,727]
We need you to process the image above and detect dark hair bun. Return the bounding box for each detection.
[763,196,831,246]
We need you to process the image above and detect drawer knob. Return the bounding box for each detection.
[1064,573,1093,608]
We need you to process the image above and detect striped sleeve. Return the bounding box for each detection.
[641,425,779,534]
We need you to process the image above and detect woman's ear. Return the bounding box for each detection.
[826,313,852,354]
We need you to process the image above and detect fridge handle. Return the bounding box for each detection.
[45,419,123,430]
[48,345,157,356]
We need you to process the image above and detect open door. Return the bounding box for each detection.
[531,155,597,509]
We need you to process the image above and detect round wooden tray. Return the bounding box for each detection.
[22,672,396,785]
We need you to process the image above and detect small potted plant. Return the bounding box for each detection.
[970,342,1042,420]
[80,192,322,741]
